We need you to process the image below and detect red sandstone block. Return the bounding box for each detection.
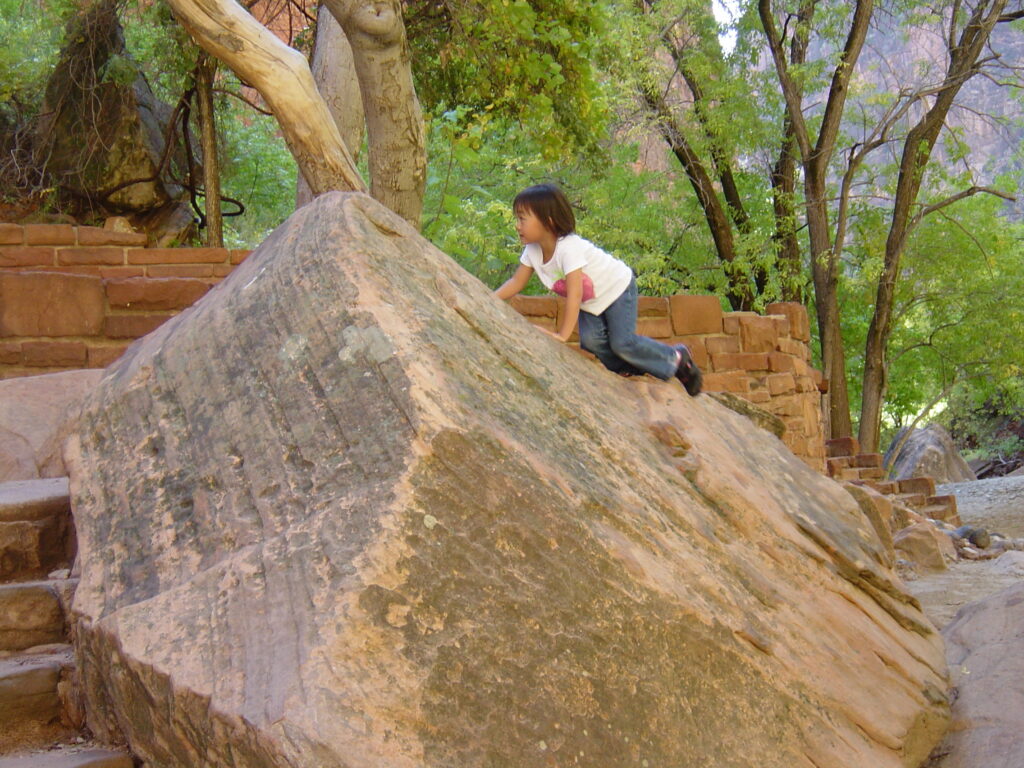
[704,335,739,356]
[795,376,817,393]
[511,295,557,318]
[722,311,758,335]
[525,315,557,330]
[24,224,75,245]
[767,396,803,417]
[0,224,23,245]
[702,371,752,394]
[230,249,251,265]
[768,314,791,338]
[22,341,88,367]
[852,453,883,468]
[637,317,673,339]
[826,436,859,458]
[766,301,811,342]
[746,389,772,404]
[127,247,229,265]
[57,247,125,266]
[767,353,796,373]
[775,337,804,356]
[76,226,147,246]
[212,265,234,278]
[711,352,770,371]
[827,457,851,476]
[898,477,936,497]
[98,267,146,279]
[87,343,131,368]
[766,372,796,395]
[638,296,669,316]
[0,246,55,267]
[670,295,723,335]
[104,313,174,339]
[0,342,21,364]
[0,272,105,337]
[105,277,211,311]
[857,467,884,481]
[784,417,806,435]
[738,316,779,353]
[146,265,216,278]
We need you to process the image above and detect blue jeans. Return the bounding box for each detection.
[577,276,678,381]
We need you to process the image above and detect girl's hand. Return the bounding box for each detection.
[538,326,568,342]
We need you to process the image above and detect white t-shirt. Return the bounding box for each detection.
[520,234,633,315]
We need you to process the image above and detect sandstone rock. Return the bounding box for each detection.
[841,483,895,565]
[884,424,976,483]
[0,582,65,651]
[952,525,990,549]
[894,523,958,571]
[66,193,950,768]
[0,653,70,752]
[0,371,104,482]
[936,582,1024,767]
[0,749,133,768]
[706,390,786,438]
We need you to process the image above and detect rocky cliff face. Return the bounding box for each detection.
[65,192,949,768]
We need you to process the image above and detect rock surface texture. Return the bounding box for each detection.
[885,424,976,484]
[934,582,1024,767]
[65,193,950,768]
[0,372,104,483]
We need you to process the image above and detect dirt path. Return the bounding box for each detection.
[903,476,1024,629]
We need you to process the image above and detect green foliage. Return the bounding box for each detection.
[0,0,76,105]
[421,113,732,299]
[405,0,619,158]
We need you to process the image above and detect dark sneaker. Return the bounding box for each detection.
[673,344,703,396]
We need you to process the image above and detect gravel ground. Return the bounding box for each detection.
[937,475,1024,538]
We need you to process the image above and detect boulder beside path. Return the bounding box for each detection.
[66,193,950,768]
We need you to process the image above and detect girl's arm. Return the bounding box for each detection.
[553,268,583,342]
[494,264,533,300]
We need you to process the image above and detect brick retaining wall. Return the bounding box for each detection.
[1,222,826,469]
[511,294,826,470]
[0,223,250,377]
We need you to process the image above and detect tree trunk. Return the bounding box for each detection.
[805,178,852,439]
[770,118,802,302]
[297,5,365,208]
[323,0,426,227]
[639,86,752,310]
[858,0,1008,452]
[164,0,365,198]
[195,53,222,247]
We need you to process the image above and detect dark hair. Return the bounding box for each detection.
[513,184,576,237]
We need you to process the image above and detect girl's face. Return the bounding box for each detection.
[514,206,553,245]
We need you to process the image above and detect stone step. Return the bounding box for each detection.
[0,582,67,652]
[0,480,73,582]
[897,476,936,497]
[891,492,927,509]
[0,649,74,753]
[918,504,961,526]
[0,748,132,768]
[865,480,899,495]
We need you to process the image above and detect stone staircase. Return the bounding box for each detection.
[0,479,131,768]
[825,437,961,527]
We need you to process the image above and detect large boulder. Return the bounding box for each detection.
[0,370,104,482]
[65,193,950,768]
[885,424,976,483]
[938,581,1024,767]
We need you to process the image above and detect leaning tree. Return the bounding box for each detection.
[164,0,426,226]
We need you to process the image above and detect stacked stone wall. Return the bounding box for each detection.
[511,294,826,470]
[1,222,826,469]
[0,223,249,378]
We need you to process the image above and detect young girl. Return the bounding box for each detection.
[494,183,702,396]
